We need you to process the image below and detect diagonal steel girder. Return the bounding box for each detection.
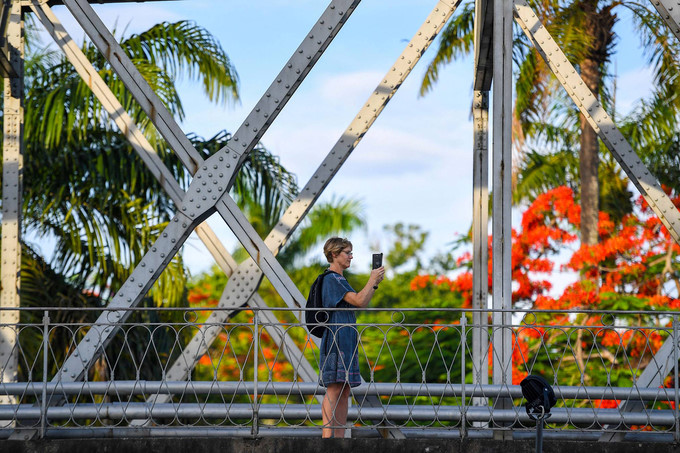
[133,0,461,436]
[2,8,363,442]
[11,0,361,442]
[649,0,680,43]
[513,0,680,441]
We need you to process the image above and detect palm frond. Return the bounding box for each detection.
[278,197,366,268]
[419,0,474,96]
[121,21,239,106]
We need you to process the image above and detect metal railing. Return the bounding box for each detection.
[0,306,678,441]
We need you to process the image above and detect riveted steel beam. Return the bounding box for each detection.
[264,0,460,253]
[649,0,680,43]
[471,90,489,410]
[152,0,461,394]
[491,0,514,428]
[513,0,680,245]
[38,0,361,391]
[134,1,461,438]
[0,0,23,427]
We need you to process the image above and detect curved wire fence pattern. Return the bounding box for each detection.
[0,307,678,440]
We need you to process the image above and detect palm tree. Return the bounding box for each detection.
[420,1,680,246]
[3,21,302,381]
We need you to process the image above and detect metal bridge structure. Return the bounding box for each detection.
[2,0,680,442]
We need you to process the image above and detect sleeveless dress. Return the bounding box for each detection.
[318,272,361,387]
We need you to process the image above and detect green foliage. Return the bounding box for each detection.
[419,0,474,96]
[25,21,239,150]
[383,223,429,272]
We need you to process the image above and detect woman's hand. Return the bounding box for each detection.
[370,266,385,288]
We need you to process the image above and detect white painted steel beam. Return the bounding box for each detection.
[649,0,680,42]
[471,90,489,408]
[152,0,461,393]
[512,0,680,440]
[134,1,460,438]
[38,0,362,393]
[491,0,514,421]
[0,0,23,423]
[513,0,680,244]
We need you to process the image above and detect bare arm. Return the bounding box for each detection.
[343,267,385,308]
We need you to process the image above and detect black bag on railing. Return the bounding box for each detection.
[305,269,335,338]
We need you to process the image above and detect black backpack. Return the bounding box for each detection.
[305,269,335,338]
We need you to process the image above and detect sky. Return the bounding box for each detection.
[38,1,657,284]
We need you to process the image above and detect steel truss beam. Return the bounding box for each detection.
[0,0,23,424]
[473,0,493,91]
[649,0,680,42]
[512,0,680,441]
[132,1,461,438]
[10,0,362,441]
[491,0,513,436]
[472,0,491,416]
[471,90,489,410]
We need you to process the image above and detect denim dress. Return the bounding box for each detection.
[318,272,361,387]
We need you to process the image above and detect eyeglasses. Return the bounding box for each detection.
[342,250,353,257]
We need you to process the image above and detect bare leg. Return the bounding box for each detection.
[322,383,350,438]
[333,385,351,438]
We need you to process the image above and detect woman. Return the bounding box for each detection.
[319,237,384,438]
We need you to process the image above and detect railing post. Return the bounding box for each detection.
[460,314,467,439]
[674,315,678,442]
[252,310,259,437]
[40,310,49,438]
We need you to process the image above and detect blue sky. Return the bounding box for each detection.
[42,1,657,280]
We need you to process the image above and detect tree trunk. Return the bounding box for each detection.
[579,57,600,247]
[577,1,616,247]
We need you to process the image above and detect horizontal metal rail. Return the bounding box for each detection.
[0,381,674,402]
[2,403,675,426]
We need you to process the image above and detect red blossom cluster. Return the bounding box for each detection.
[410,186,680,392]
[411,185,680,311]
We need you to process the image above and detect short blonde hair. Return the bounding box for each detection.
[323,237,352,263]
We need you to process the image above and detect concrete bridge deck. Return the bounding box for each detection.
[3,437,680,453]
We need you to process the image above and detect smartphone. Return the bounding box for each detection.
[372,253,383,270]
